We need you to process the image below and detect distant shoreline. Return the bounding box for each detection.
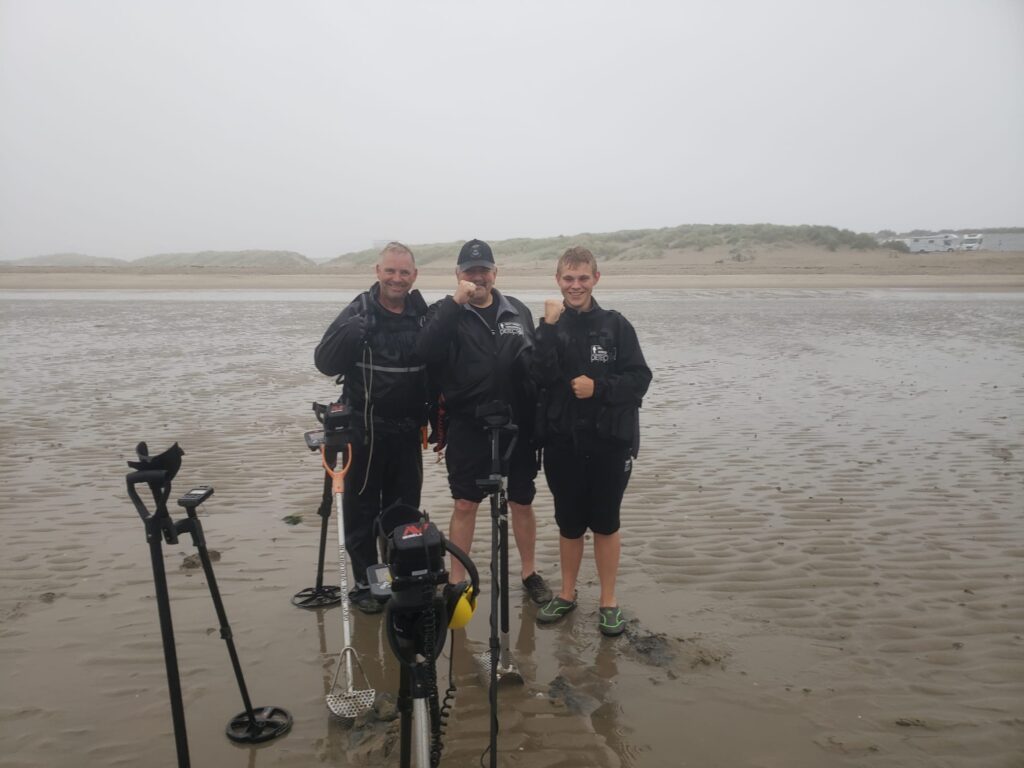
[3,247,1024,291]
[3,272,1023,292]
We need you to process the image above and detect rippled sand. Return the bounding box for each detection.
[1,288,1021,767]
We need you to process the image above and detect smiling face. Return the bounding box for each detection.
[557,261,600,312]
[455,264,497,306]
[375,249,417,309]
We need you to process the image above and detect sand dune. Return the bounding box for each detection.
[2,246,1023,291]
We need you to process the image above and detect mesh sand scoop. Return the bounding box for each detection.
[326,647,375,719]
[326,688,376,719]
[474,648,523,685]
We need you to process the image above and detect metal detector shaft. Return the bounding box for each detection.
[147,520,191,768]
[292,453,341,609]
[175,486,293,743]
[336,486,355,685]
[412,698,430,768]
[129,468,191,768]
[314,471,332,591]
[499,504,514,668]
[182,510,259,724]
[488,491,500,768]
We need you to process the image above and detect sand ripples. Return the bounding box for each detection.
[1,290,1021,767]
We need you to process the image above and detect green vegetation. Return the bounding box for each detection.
[880,239,910,253]
[11,253,129,267]
[132,250,317,269]
[322,223,884,268]
[15,223,1015,271]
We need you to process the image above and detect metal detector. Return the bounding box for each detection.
[125,442,291,768]
[291,460,341,608]
[374,504,479,768]
[469,401,525,768]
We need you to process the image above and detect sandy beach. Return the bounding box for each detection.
[1,262,1022,767]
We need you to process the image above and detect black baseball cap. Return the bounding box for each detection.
[457,239,496,270]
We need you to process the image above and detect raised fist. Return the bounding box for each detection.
[544,299,564,324]
[454,280,478,305]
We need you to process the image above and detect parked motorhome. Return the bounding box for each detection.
[904,234,959,253]
[959,233,984,251]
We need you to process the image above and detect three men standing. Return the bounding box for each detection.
[314,239,649,636]
[314,242,428,614]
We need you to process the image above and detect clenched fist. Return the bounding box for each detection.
[453,280,478,305]
[571,375,595,399]
[543,299,564,324]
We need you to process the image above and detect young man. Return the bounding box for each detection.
[314,242,429,614]
[415,239,552,605]
[532,246,651,636]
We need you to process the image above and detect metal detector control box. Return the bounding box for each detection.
[367,563,393,599]
[304,430,325,451]
[177,486,214,509]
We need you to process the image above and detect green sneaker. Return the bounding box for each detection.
[536,596,576,625]
[598,606,626,637]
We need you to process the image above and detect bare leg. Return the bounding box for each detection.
[594,531,621,608]
[558,534,585,602]
[448,498,480,583]
[508,501,537,580]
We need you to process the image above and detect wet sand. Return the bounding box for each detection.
[1,286,1022,767]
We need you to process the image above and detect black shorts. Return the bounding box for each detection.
[444,416,538,505]
[543,439,632,538]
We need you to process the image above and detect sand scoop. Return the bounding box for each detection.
[312,403,376,719]
[326,646,376,718]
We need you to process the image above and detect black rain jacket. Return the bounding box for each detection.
[314,283,429,426]
[415,289,536,425]
[531,299,651,456]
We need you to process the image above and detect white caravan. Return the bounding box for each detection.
[904,234,959,253]
[959,234,984,251]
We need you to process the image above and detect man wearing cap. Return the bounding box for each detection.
[416,239,553,605]
[314,241,429,614]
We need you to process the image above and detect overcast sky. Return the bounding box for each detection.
[1,1,1022,261]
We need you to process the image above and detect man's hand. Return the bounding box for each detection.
[544,299,564,324]
[571,375,595,399]
[453,280,477,305]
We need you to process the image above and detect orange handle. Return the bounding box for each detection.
[321,443,353,495]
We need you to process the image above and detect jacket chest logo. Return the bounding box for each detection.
[498,321,524,336]
[590,344,615,363]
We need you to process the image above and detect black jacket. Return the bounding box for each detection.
[531,299,651,455]
[314,283,429,423]
[415,289,536,424]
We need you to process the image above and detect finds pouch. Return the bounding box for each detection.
[596,404,640,457]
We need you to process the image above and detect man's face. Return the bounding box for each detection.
[557,262,600,311]
[456,265,496,304]
[376,251,417,304]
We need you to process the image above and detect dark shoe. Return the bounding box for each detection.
[350,590,384,615]
[537,596,577,625]
[598,606,626,637]
[522,572,553,605]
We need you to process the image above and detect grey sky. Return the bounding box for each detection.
[1,0,1022,262]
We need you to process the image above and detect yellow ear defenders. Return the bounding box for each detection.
[443,539,479,630]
